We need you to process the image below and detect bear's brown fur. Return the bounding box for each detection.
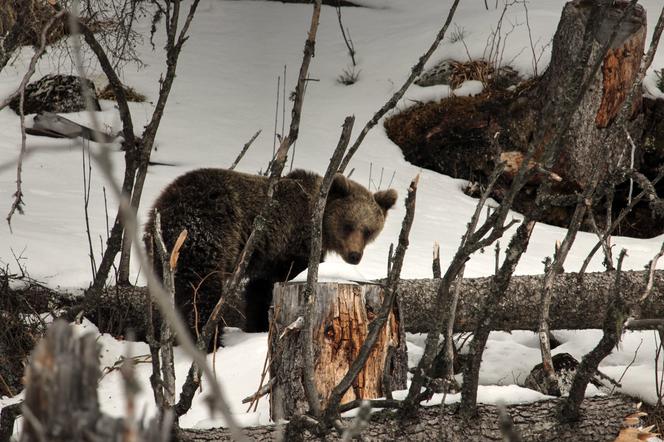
[147,168,397,336]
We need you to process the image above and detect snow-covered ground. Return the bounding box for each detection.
[2,0,664,433]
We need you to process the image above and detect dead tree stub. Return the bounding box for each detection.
[268,282,407,420]
[537,0,647,189]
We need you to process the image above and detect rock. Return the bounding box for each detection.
[416,59,456,87]
[524,353,605,396]
[9,74,101,115]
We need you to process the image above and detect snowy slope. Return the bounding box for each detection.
[1,0,664,431]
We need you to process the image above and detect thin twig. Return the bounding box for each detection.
[5,9,67,230]
[336,4,356,67]
[301,116,355,419]
[229,130,261,170]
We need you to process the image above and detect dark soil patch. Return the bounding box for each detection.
[385,90,664,239]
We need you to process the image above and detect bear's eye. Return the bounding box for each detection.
[343,223,354,234]
[363,228,372,239]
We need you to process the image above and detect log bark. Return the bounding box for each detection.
[269,282,407,420]
[396,270,664,333]
[177,394,639,441]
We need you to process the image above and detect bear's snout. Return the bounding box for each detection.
[346,251,362,265]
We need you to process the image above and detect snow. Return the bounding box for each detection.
[2,0,664,433]
[291,260,370,283]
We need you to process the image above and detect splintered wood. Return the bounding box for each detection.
[269,282,407,420]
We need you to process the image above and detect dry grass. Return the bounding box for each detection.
[448,60,493,88]
[641,402,664,439]
[98,83,147,103]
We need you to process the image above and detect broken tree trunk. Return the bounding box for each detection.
[177,394,640,441]
[385,0,654,236]
[268,282,407,420]
[534,0,646,189]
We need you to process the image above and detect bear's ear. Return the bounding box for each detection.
[329,173,351,199]
[374,189,398,213]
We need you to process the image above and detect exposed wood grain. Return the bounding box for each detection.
[269,282,406,420]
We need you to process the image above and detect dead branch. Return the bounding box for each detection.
[229,130,261,170]
[20,321,170,442]
[432,242,441,279]
[335,4,356,67]
[560,250,629,421]
[116,0,203,285]
[537,189,594,396]
[60,7,245,436]
[176,395,639,442]
[301,115,355,418]
[460,218,536,415]
[407,0,640,416]
[4,9,67,230]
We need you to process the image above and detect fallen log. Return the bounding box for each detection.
[67,269,664,337]
[177,394,640,441]
[394,270,664,333]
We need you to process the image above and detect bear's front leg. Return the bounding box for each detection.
[244,278,274,332]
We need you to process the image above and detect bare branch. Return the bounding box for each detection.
[174,0,323,419]
[302,115,355,418]
[560,249,628,422]
[230,130,261,170]
[5,9,67,230]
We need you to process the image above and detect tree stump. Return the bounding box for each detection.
[268,282,407,421]
[535,0,647,189]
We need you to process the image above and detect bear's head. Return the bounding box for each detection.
[323,174,398,265]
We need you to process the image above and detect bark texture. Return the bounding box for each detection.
[269,282,407,420]
[535,0,646,189]
[396,270,664,333]
[88,268,664,337]
[177,395,639,441]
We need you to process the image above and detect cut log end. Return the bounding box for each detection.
[268,282,407,420]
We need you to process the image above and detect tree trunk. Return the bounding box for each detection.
[534,0,646,189]
[177,394,639,441]
[269,282,407,421]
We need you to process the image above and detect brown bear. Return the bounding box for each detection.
[147,168,397,337]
